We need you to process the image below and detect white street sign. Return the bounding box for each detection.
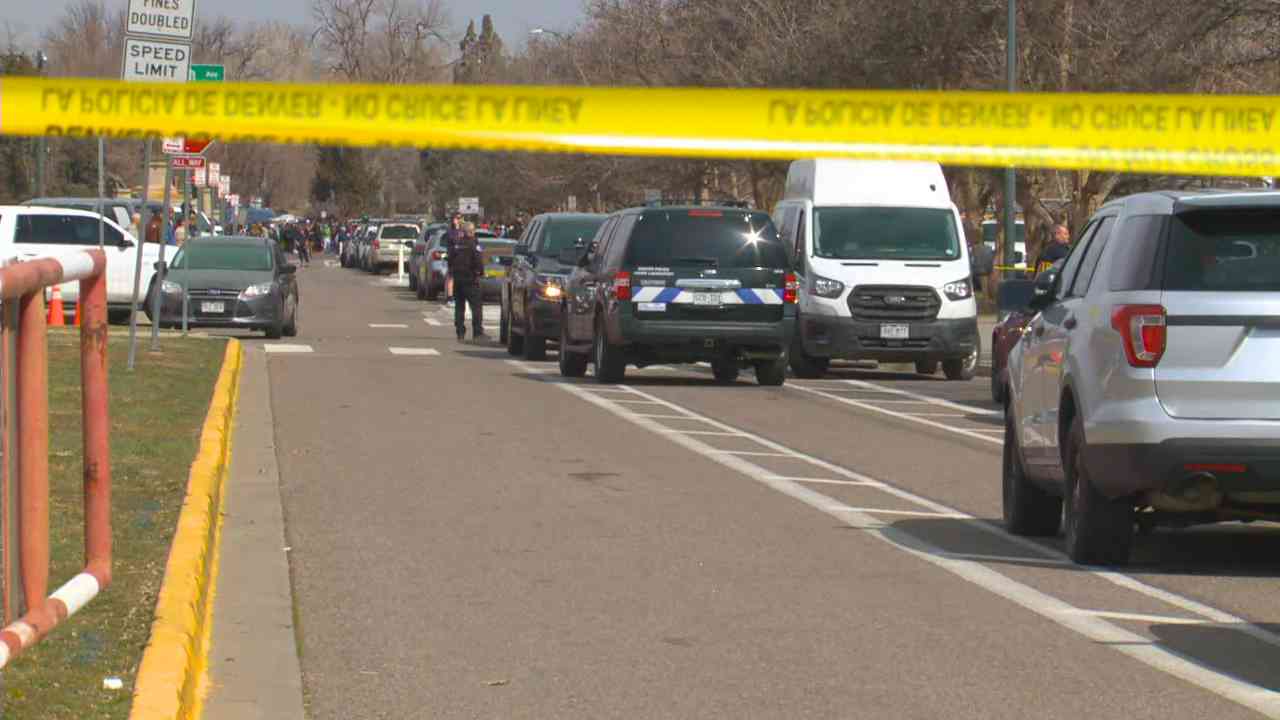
[459,197,480,215]
[567,195,578,211]
[193,166,207,186]
[219,174,230,195]
[122,38,190,82]
[127,0,197,42]
[208,162,220,179]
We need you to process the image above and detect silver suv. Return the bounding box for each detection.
[1003,190,1280,565]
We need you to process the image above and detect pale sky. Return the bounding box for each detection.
[7,0,585,51]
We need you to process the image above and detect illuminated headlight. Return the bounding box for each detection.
[240,282,275,299]
[810,275,845,299]
[537,275,565,300]
[161,280,183,295]
[944,278,973,301]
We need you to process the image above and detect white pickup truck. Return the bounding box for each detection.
[0,205,162,323]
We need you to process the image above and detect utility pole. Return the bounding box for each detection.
[34,51,48,197]
[1003,0,1018,275]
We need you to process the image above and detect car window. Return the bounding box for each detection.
[1069,216,1114,297]
[16,214,106,245]
[524,220,543,251]
[813,206,959,261]
[603,215,635,270]
[543,218,607,257]
[171,244,274,271]
[380,225,419,239]
[1055,220,1098,300]
[1162,208,1280,292]
[112,207,132,228]
[102,222,126,247]
[791,209,806,264]
[588,218,618,272]
[626,210,786,269]
[774,205,796,257]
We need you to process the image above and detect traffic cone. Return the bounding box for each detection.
[47,285,66,327]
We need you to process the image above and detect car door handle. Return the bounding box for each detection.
[1063,316,1077,330]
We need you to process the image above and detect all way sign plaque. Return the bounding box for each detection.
[127,0,197,42]
[121,37,190,82]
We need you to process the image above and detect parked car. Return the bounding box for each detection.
[0,205,161,324]
[148,235,298,338]
[355,222,382,270]
[479,238,517,300]
[988,274,1045,404]
[408,223,446,291]
[416,228,497,301]
[502,213,607,359]
[560,205,797,385]
[1003,189,1280,566]
[366,221,421,274]
[773,160,980,381]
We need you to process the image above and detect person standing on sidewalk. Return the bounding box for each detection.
[447,221,486,342]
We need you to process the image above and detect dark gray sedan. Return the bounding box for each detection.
[149,236,299,338]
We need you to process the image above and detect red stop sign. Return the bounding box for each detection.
[182,138,213,155]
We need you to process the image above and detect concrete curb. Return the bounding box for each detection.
[129,339,243,720]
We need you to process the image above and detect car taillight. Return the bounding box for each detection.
[431,250,444,260]
[613,271,632,301]
[1111,304,1166,368]
[783,273,799,304]
[373,239,380,250]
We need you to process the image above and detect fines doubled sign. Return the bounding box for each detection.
[127,0,197,42]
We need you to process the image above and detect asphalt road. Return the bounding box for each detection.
[247,259,1280,719]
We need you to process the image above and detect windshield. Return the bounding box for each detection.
[1163,209,1280,292]
[170,243,273,271]
[381,225,419,239]
[814,207,961,261]
[627,210,786,268]
[541,218,606,256]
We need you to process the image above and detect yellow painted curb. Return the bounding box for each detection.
[129,339,243,720]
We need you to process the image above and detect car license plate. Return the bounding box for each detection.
[201,301,225,314]
[880,324,910,340]
[692,292,721,306]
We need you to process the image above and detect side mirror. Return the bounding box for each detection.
[153,260,167,273]
[281,264,298,275]
[121,238,135,249]
[1028,269,1059,310]
[577,251,592,269]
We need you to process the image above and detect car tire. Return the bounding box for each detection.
[283,299,299,337]
[559,317,589,378]
[943,338,980,381]
[755,356,787,387]
[499,302,510,344]
[416,276,427,300]
[426,279,440,301]
[788,331,828,378]
[506,314,525,356]
[408,271,418,290]
[711,360,739,384]
[593,316,625,384]
[266,318,283,340]
[1063,413,1134,566]
[991,368,1005,405]
[108,308,132,325]
[915,360,938,375]
[523,314,547,361]
[1002,407,1061,536]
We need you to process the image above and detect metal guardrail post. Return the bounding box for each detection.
[2,293,22,626]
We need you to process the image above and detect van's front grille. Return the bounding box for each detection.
[848,285,941,321]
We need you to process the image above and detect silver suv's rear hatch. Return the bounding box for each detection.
[1155,206,1280,420]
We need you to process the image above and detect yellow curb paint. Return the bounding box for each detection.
[129,339,242,720]
[7,77,1280,176]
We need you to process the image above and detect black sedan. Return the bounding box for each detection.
[501,213,606,360]
[149,236,299,338]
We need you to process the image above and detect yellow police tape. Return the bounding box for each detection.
[5,77,1280,176]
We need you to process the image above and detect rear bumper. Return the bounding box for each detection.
[616,315,794,361]
[801,314,978,362]
[1085,438,1280,501]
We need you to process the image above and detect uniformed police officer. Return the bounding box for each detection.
[1036,224,1072,274]
[447,222,486,342]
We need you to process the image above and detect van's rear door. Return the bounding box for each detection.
[627,209,789,322]
[1156,205,1280,420]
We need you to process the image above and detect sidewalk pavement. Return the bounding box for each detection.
[203,346,306,720]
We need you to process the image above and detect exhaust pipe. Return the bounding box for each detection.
[1146,472,1223,512]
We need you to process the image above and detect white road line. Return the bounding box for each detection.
[424,319,443,326]
[1073,610,1205,625]
[840,379,999,416]
[661,430,746,437]
[388,347,440,356]
[836,507,970,519]
[716,450,792,457]
[369,323,409,329]
[789,383,1002,446]
[510,360,1280,716]
[633,413,697,420]
[263,344,313,354]
[785,477,882,487]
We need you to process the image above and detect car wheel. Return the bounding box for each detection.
[108,308,132,325]
[1063,412,1134,565]
[426,278,440,301]
[943,338,980,381]
[558,316,589,378]
[593,315,625,383]
[711,359,739,384]
[991,367,1005,404]
[1002,406,1061,536]
[523,313,547,361]
[506,313,525,356]
[915,360,938,375]
[408,271,418,290]
[283,298,299,337]
[266,317,283,340]
[788,330,828,378]
[143,279,158,323]
[754,356,787,387]
[499,302,510,344]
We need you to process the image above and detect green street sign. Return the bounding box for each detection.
[190,64,225,82]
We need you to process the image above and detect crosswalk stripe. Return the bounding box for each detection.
[388,347,441,356]
[263,344,313,354]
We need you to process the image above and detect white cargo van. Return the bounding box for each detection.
[771,159,980,380]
